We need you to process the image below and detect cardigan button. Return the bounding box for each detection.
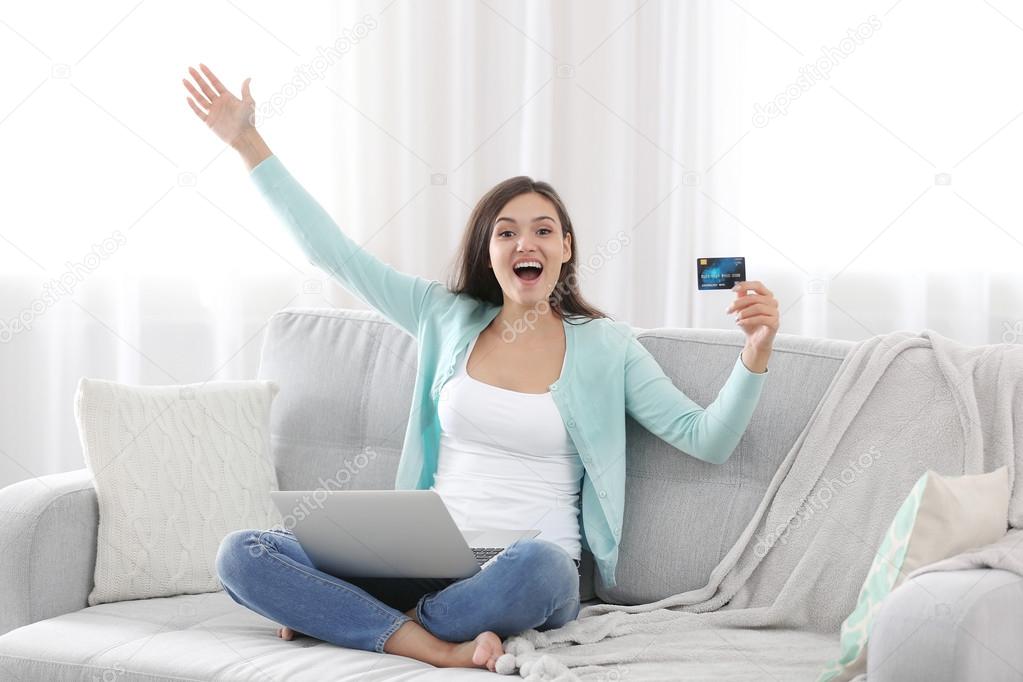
[567,419,575,428]
[551,383,558,391]
[599,490,606,498]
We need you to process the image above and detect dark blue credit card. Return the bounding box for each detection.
[697,257,746,290]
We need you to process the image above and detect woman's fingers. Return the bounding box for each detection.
[737,314,775,328]
[733,280,772,297]
[727,292,776,314]
[182,79,211,110]
[735,294,776,310]
[736,303,773,320]
[199,63,227,95]
[188,66,218,102]
[186,96,207,121]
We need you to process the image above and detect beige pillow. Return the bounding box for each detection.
[74,378,284,606]
[818,466,1009,681]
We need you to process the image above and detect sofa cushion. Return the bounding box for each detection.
[74,378,284,606]
[256,308,416,494]
[602,328,853,604]
[0,591,494,681]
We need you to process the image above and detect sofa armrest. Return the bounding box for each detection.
[0,468,98,636]
[868,568,1023,681]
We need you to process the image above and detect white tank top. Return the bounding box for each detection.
[430,332,585,561]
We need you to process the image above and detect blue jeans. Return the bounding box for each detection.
[215,528,582,654]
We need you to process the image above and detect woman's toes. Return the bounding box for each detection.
[471,631,503,667]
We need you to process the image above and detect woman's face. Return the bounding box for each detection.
[489,192,572,309]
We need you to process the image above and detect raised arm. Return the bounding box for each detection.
[247,153,450,337]
[183,64,452,337]
[623,335,768,465]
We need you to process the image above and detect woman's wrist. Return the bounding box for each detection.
[231,128,272,171]
[741,344,770,374]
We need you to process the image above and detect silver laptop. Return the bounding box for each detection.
[270,490,541,579]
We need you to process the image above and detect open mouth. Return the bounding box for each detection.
[513,264,543,282]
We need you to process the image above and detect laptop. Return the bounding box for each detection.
[270,490,541,579]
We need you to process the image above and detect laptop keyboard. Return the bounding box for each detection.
[471,547,504,566]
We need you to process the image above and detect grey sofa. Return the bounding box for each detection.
[0,307,1017,681]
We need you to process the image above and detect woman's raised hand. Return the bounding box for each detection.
[183,64,256,147]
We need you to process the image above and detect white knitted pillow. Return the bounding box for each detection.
[74,378,284,606]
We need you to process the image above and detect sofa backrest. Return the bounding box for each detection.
[257,308,419,495]
[256,307,854,604]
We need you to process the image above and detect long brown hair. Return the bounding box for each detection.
[447,176,610,325]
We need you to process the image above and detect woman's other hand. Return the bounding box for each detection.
[727,281,778,373]
[183,64,255,147]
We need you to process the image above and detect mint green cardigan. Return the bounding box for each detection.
[250,154,769,589]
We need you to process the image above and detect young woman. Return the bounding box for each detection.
[184,64,779,673]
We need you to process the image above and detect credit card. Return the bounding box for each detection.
[697,257,746,290]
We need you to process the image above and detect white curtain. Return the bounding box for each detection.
[2,0,1021,490]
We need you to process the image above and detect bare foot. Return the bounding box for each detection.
[277,625,297,640]
[401,607,502,670]
[446,631,504,672]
